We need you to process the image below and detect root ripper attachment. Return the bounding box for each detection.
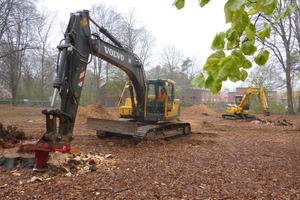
[34,109,73,171]
[33,143,71,172]
[33,143,51,171]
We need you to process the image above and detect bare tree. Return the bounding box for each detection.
[119,9,156,68]
[34,9,57,106]
[291,0,300,113]
[245,60,286,91]
[181,56,202,83]
[133,26,156,68]
[160,44,184,80]
[0,0,39,105]
[89,4,123,104]
[261,0,298,114]
[0,0,13,41]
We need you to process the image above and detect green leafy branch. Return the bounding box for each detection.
[174,0,277,93]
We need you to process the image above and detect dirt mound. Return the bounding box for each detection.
[76,104,118,125]
[0,123,27,148]
[181,105,218,116]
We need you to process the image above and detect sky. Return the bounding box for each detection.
[39,0,241,90]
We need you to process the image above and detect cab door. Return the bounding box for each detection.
[165,81,179,119]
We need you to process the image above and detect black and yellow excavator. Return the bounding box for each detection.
[34,10,190,171]
[222,87,270,120]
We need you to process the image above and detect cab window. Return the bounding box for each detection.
[167,84,174,104]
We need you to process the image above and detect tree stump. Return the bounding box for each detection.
[1,153,20,170]
[20,154,35,168]
[0,153,35,170]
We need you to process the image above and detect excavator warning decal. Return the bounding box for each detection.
[80,18,88,27]
[78,68,85,87]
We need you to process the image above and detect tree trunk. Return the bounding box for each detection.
[11,87,17,105]
[297,91,300,114]
[41,47,45,107]
[285,70,295,114]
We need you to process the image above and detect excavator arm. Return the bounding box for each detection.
[40,11,92,150]
[257,88,269,113]
[90,35,146,117]
[41,10,146,147]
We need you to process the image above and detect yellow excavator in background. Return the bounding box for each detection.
[222,87,270,120]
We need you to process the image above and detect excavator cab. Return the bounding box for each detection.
[235,95,250,110]
[145,79,180,121]
[118,79,180,121]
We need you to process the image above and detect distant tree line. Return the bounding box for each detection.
[1,0,299,114]
[0,0,200,107]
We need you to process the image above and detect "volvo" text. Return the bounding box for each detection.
[104,46,124,61]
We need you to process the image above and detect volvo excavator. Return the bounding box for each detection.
[34,10,191,171]
[221,87,270,120]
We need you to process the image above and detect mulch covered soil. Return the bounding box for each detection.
[0,104,300,199]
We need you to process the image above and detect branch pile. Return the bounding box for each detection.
[252,118,293,126]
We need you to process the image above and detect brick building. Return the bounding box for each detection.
[181,88,227,105]
[228,87,277,103]
[181,87,277,105]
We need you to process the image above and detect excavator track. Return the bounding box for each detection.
[221,114,256,120]
[87,118,191,144]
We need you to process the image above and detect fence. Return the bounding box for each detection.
[0,99,288,115]
[0,99,51,107]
